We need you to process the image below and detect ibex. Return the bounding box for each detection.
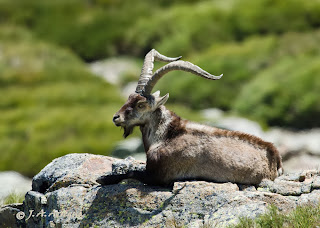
[97,49,283,186]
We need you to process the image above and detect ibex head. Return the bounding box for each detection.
[113,49,223,137]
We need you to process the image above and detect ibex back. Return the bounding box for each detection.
[97,49,283,186]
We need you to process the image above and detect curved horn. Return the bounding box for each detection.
[143,60,223,95]
[135,49,181,94]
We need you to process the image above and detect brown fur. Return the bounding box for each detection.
[165,111,187,140]
[96,50,284,187]
[211,129,282,171]
[107,93,283,186]
[143,113,283,185]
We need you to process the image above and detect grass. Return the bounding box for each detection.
[233,204,320,228]
[0,191,25,207]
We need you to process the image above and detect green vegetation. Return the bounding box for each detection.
[1,0,320,61]
[233,204,320,228]
[0,191,25,206]
[0,26,124,176]
[157,30,320,128]
[234,55,320,129]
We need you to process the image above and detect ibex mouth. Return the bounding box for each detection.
[114,122,122,127]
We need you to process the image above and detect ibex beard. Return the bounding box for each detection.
[97,49,283,187]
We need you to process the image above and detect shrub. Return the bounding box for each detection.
[0,0,149,61]
[233,56,320,129]
[155,35,277,110]
[154,30,320,129]
[1,0,320,60]
[0,26,124,176]
[124,2,230,58]
[228,0,320,39]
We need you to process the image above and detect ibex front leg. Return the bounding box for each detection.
[96,170,156,185]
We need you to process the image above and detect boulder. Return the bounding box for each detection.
[0,171,32,200]
[89,58,140,86]
[264,128,320,157]
[213,116,265,138]
[111,137,146,161]
[0,153,319,228]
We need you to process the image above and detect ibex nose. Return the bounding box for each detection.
[113,114,120,122]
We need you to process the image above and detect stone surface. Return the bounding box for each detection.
[111,137,146,161]
[214,116,265,138]
[32,153,118,193]
[264,128,320,157]
[282,154,320,172]
[0,171,32,199]
[89,58,140,85]
[0,203,24,228]
[89,58,140,98]
[1,153,320,228]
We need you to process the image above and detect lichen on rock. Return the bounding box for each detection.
[1,153,319,227]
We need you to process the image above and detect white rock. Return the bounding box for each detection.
[201,108,224,121]
[111,137,145,160]
[0,171,31,199]
[121,82,137,98]
[264,128,320,156]
[89,58,139,85]
[283,154,320,173]
[215,116,264,138]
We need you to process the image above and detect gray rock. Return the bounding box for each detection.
[313,176,320,189]
[32,153,118,193]
[213,116,264,138]
[201,108,224,121]
[1,153,320,228]
[0,203,24,228]
[264,128,320,157]
[121,81,139,98]
[282,154,320,173]
[89,58,140,85]
[111,156,146,175]
[0,171,31,200]
[89,58,141,98]
[111,137,145,160]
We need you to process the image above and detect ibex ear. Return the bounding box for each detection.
[152,90,161,97]
[154,93,169,109]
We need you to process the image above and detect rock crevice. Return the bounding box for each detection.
[1,153,319,227]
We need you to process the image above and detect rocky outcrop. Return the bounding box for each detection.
[0,153,319,227]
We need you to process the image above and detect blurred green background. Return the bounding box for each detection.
[0,0,320,177]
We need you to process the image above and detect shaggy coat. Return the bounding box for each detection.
[97,49,283,186]
[98,93,282,186]
[141,106,281,186]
